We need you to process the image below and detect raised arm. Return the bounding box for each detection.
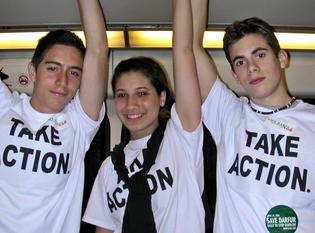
[172,0,201,131]
[78,0,108,120]
[192,0,218,102]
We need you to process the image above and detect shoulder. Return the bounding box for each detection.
[293,99,315,113]
[90,156,116,189]
[99,156,115,175]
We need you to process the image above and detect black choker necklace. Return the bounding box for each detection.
[248,97,296,115]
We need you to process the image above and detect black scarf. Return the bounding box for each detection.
[111,120,168,233]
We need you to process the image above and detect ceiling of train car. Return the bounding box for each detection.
[0,0,314,30]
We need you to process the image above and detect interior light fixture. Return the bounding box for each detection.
[127,30,315,50]
[203,31,315,50]
[203,31,225,48]
[0,32,47,50]
[127,30,225,48]
[0,30,125,50]
[274,32,315,50]
[128,31,172,48]
[73,31,125,48]
[0,30,315,50]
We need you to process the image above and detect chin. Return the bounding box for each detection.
[48,105,67,113]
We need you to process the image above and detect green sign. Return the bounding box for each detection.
[265,205,298,233]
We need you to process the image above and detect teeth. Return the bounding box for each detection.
[127,114,142,119]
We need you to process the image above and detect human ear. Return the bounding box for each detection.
[278,50,289,68]
[28,63,36,82]
[160,91,167,107]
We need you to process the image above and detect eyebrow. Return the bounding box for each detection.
[252,47,268,55]
[115,86,150,92]
[231,47,268,64]
[136,86,150,90]
[44,61,82,71]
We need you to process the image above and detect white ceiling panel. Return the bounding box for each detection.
[0,0,314,30]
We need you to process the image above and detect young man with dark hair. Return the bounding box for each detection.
[192,0,315,232]
[0,0,108,232]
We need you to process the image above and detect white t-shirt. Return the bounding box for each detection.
[0,80,105,233]
[83,105,205,233]
[202,78,315,233]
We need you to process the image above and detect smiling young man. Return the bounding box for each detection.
[0,0,108,232]
[192,0,315,232]
[29,44,84,113]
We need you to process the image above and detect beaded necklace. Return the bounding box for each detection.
[248,97,296,115]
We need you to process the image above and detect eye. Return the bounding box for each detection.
[137,91,147,97]
[115,92,126,98]
[234,59,245,67]
[68,69,81,78]
[47,66,58,72]
[257,52,266,59]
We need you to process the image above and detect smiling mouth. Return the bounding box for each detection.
[126,113,143,119]
[51,90,67,97]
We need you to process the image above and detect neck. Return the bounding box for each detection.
[250,91,292,107]
[129,123,159,140]
[248,96,296,115]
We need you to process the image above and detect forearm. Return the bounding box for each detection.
[78,0,108,120]
[78,0,108,52]
[173,0,201,131]
[191,0,218,102]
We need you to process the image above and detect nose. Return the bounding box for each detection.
[56,71,68,87]
[126,95,138,108]
[247,59,259,74]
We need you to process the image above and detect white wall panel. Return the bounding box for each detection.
[0,51,33,95]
